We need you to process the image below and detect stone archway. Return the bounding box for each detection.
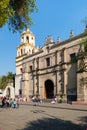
[45,80,54,99]
[6,87,10,97]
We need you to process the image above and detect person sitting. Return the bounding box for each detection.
[51,98,56,104]
[58,96,63,103]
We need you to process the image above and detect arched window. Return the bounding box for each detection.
[20,68,22,73]
[31,37,33,40]
[46,57,50,67]
[21,49,23,55]
[26,36,29,43]
[46,46,49,53]
[21,36,24,43]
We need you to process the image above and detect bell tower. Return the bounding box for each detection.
[17,28,38,58]
[21,28,35,45]
[15,28,38,97]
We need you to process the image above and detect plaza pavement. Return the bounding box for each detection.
[0,102,87,130]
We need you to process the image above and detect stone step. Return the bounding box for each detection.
[72,101,87,105]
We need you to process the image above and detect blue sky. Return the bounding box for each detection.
[0,0,87,76]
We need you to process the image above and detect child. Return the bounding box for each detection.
[13,99,17,108]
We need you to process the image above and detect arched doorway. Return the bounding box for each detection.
[45,80,54,99]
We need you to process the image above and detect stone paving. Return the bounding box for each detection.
[0,102,87,130]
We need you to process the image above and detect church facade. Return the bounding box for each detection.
[15,28,87,102]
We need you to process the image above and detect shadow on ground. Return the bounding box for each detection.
[78,116,87,129]
[17,110,87,130]
[79,116,87,123]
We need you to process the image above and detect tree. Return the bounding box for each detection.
[0,0,14,28]
[0,0,37,32]
[7,72,14,82]
[0,72,15,89]
[0,75,8,89]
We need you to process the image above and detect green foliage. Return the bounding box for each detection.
[81,38,87,52]
[80,77,87,86]
[0,0,37,32]
[77,38,87,73]
[0,72,15,89]
[7,72,14,82]
[0,76,8,89]
[77,59,85,73]
[66,55,77,65]
[0,0,14,28]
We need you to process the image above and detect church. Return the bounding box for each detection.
[15,27,87,102]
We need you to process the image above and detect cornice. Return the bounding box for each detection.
[16,54,27,59]
[51,31,87,49]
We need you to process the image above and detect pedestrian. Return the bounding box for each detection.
[9,98,13,108]
[6,98,10,107]
[16,99,19,108]
[13,99,17,108]
[1,97,6,108]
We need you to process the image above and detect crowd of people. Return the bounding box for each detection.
[31,96,42,106]
[51,96,64,104]
[0,95,64,108]
[1,97,19,108]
